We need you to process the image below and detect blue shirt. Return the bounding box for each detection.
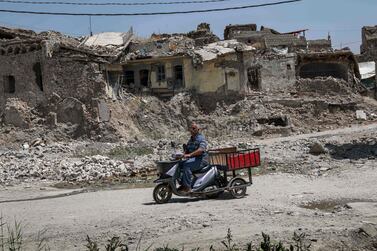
[187,133,208,164]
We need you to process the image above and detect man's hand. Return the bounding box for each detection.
[184,154,191,159]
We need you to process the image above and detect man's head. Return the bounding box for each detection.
[188,122,200,137]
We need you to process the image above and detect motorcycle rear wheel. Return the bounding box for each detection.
[229,178,247,199]
[153,183,172,204]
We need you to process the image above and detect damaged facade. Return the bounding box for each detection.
[0,23,366,136]
[0,26,114,134]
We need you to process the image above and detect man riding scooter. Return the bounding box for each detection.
[178,122,209,194]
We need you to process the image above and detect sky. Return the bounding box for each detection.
[0,0,376,53]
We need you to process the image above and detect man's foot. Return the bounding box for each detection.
[177,185,191,194]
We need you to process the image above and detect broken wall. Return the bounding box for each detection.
[244,53,296,91]
[44,58,107,102]
[0,40,110,133]
[0,50,46,110]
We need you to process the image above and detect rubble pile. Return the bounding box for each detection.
[124,88,377,141]
[0,145,147,184]
[3,98,34,129]
[295,77,361,96]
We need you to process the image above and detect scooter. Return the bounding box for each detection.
[152,145,261,204]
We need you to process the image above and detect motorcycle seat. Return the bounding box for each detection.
[193,165,212,174]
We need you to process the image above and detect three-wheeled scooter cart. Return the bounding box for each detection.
[153,147,261,203]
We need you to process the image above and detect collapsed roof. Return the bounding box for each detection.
[82,28,133,48]
[124,36,195,61]
[194,40,254,62]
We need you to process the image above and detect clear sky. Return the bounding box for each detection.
[0,0,376,53]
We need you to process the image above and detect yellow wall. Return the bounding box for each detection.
[188,53,241,93]
[106,53,243,94]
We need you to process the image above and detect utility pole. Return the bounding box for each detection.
[89,16,93,36]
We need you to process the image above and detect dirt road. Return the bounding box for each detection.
[1,124,377,250]
[1,162,376,250]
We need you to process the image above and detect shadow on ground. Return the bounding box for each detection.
[143,193,249,205]
[326,142,377,160]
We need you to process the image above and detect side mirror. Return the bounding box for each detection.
[183,144,187,153]
[170,141,176,148]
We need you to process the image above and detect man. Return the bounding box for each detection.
[179,122,209,193]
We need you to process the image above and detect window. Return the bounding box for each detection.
[157,65,165,81]
[247,67,260,90]
[124,70,135,86]
[3,75,15,93]
[139,69,149,87]
[174,65,183,81]
[33,62,43,91]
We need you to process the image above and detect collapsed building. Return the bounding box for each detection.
[360,26,377,62]
[224,23,331,52]
[0,23,367,139]
[0,26,119,134]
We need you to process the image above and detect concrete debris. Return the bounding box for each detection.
[194,39,254,62]
[359,224,377,238]
[0,143,152,184]
[296,77,361,96]
[84,31,133,48]
[356,110,367,120]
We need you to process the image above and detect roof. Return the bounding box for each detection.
[0,26,37,40]
[83,29,133,47]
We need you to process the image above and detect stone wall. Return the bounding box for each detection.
[0,50,46,110]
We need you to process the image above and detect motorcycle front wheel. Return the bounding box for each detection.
[153,183,172,204]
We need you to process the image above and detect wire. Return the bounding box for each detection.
[0,0,232,6]
[0,0,302,16]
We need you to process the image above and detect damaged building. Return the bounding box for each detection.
[0,23,367,136]
[0,26,118,134]
[360,26,377,62]
[224,23,332,52]
[357,26,377,97]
